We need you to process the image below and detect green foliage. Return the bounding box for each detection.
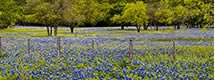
[23,0,60,26]
[0,0,21,29]
[83,0,111,26]
[173,5,189,24]
[0,0,214,30]
[110,2,126,25]
[183,0,214,27]
[62,0,86,26]
[113,1,148,27]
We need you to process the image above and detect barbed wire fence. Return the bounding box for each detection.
[0,36,180,61]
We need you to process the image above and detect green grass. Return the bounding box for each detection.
[0,28,213,43]
[104,28,178,33]
[107,38,214,42]
[0,28,93,38]
[135,38,214,42]
[0,28,213,79]
[0,28,149,38]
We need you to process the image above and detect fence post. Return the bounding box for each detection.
[173,41,176,60]
[0,37,2,56]
[129,39,133,59]
[28,39,30,54]
[57,37,61,58]
[92,40,95,57]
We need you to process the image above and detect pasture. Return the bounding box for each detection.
[0,27,214,80]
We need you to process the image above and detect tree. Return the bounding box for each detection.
[51,0,66,36]
[83,0,110,26]
[110,2,126,29]
[0,0,21,29]
[163,0,189,29]
[152,0,176,30]
[145,0,175,31]
[199,1,214,28]
[24,0,68,36]
[172,5,189,29]
[4,0,213,32]
[24,0,58,36]
[62,0,110,33]
[24,1,56,36]
[145,3,157,30]
[183,0,213,29]
[111,14,124,29]
[62,0,85,33]
[118,1,148,32]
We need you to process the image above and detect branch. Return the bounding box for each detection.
[175,8,193,24]
[206,17,214,28]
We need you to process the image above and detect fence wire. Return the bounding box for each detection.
[1,37,213,60]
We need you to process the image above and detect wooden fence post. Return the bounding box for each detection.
[0,37,2,56]
[129,39,133,59]
[28,39,30,54]
[173,41,176,60]
[92,40,95,57]
[57,37,61,58]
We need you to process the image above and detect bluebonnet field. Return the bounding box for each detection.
[0,27,214,80]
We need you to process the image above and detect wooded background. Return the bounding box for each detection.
[0,0,214,35]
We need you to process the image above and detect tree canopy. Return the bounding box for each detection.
[0,0,213,34]
[0,0,22,29]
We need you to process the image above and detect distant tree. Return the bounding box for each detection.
[110,2,126,29]
[24,0,57,36]
[51,0,67,36]
[146,2,162,31]
[183,0,214,28]
[160,0,189,29]
[14,0,26,6]
[24,0,69,36]
[172,5,189,29]
[83,0,110,27]
[62,0,85,33]
[183,0,202,28]
[117,1,148,32]
[0,0,21,29]
[62,0,110,33]
[14,0,214,32]
[199,1,214,28]
[96,0,134,4]
[145,4,156,30]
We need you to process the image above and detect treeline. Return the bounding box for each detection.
[0,0,214,35]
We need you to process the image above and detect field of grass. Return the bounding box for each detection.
[0,27,213,79]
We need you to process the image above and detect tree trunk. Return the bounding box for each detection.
[50,26,53,36]
[70,26,74,33]
[199,24,203,28]
[136,26,141,32]
[54,24,57,36]
[144,25,148,30]
[177,23,180,29]
[121,25,124,29]
[150,25,152,30]
[70,23,77,33]
[186,25,189,29]
[174,25,177,29]
[155,25,158,31]
[137,27,140,32]
[191,24,194,28]
[46,26,50,36]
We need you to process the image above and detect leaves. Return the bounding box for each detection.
[114,1,148,27]
[0,0,21,28]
